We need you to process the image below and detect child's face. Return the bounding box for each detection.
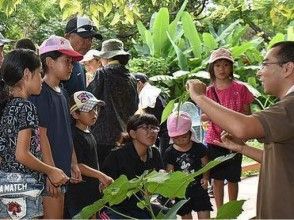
[171,131,191,148]
[132,124,159,147]
[53,55,73,81]
[28,67,42,95]
[76,105,100,127]
[213,59,232,80]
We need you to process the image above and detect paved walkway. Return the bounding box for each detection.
[210,175,259,219]
[189,175,259,219]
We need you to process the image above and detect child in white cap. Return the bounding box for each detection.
[165,111,212,219]
[30,35,83,218]
[64,91,113,218]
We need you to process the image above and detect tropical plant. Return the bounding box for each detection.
[128,57,169,77]
[73,154,245,219]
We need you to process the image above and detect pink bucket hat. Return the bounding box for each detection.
[167,111,197,142]
[208,48,234,64]
[39,35,83,61]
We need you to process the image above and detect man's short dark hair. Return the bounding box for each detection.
[15,38,36,52]
[271,41,294,63]
[134,73,149,83]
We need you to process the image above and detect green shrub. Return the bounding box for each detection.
[128,57,169,77]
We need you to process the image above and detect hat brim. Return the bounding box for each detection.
[94,50,130,59]
[76,31,102,40]
[70,100,105,114]
[59,49,83,61]
[0,39,11,46]
[169,128,199,143]
[79,100,105,112]
[209,56,234,64]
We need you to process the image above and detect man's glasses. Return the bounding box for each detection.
[259,61,287,69]
[136,124,160,133]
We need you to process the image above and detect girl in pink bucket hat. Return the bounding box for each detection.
[203,48,254,209]
[165,111,212,219]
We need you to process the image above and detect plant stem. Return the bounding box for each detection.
[104,205,137,220]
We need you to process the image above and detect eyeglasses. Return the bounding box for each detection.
[259,61,286,69]
[136,125,160,133]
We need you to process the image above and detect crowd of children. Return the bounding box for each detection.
[0,21,264,219]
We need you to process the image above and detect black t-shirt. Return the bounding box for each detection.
[30,82,73,176]
[102,142,163,213]
[164,142,207,196]
[65,126,100,216]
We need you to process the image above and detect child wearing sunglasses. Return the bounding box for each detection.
[165,111,212,219]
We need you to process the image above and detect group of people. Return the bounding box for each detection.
[0,13,293,219]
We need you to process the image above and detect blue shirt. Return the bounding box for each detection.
[62,62,86,99]
[30,82,73,176]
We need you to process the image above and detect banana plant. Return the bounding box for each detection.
[134,0,188,59]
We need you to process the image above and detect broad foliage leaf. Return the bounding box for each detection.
[74,154,236,219]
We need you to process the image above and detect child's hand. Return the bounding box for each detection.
[47,167,69,186]
[100,174,113,188]
[46,167,69,197]
[201,178,209,190]
[70,163,82,183]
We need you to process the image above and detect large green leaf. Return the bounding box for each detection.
[217,19,242,43]
[136,21,148,44]
[145,171,192,198]
[146,30,155,56]
[102,175,141,206]
[73,199,106,219]
[202,32,218,53]
[161,99,175,124]
[167,33,188,70]
[162,199,188,219]
[268,33,285,48]
[182,11,202,59]
[152,7,169,57]
[216,200,246,219]
[191,154,236,179]
[168,0,188,40]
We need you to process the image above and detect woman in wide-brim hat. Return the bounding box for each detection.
[94,38,130,65]
[87,38,138,165]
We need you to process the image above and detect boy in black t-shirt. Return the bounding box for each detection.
[64,91,113,218]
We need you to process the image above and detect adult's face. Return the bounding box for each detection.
[257,46,285,98]
[67,33,93,55]
[0,46,4,67]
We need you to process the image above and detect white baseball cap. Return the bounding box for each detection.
[80,49,100,63]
